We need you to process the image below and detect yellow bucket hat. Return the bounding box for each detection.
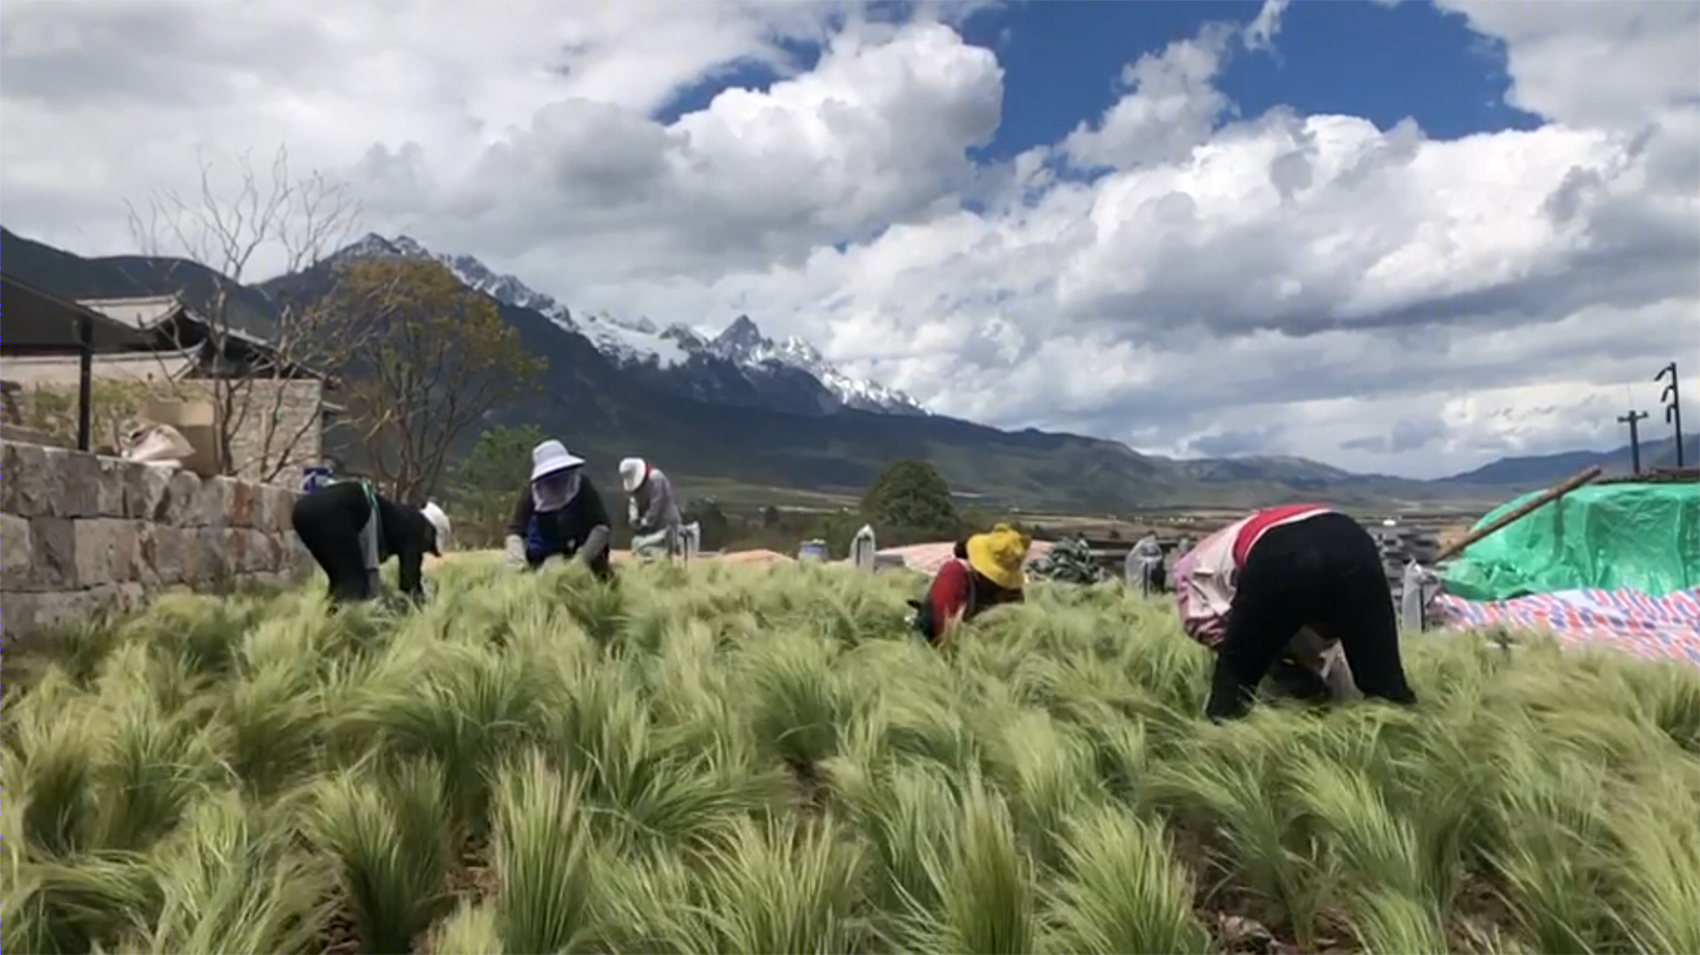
[966,523,1030,591]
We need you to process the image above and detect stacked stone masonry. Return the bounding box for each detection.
[1,438,312,646]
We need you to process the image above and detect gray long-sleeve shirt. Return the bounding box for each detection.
[633,467,681,533]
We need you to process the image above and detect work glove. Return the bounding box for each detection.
[581,525,611,567]
[504,534,527,570]
[627,498,640,526]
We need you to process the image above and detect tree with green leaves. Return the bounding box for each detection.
[861,459,961,544]
[331,258,544,504]
[444,424,547,547]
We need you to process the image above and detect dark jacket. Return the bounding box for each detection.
[506,474,613,572]
[292,480,438,600]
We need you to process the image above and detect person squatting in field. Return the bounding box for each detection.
[290,480,450,604]
[619,456,682,559]
[1173,504,1418,721]
[505,439,614,580]
[913,523,1031,645]
[1126,533,1166,595]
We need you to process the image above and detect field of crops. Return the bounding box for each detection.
[6,557,1700,955]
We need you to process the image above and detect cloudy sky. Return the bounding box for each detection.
[5,0,1697,479]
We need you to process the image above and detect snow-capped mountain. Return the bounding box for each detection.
[335,234,927,415]
[707,316,925,414]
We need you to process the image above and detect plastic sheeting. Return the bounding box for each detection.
[1441,483,1700,601]
[1434,587,1700,669]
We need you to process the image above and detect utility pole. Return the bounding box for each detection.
[1656,361,1684,468]
[1618,409,1649,475]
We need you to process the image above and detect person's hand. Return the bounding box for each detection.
[504,534,527,570]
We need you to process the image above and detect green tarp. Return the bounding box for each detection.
[1441,483,1700,601]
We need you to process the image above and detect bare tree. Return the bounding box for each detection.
[331,257,545,504]
[125,145,378,484]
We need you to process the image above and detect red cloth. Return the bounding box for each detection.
[1231,504,1332,566]
[927,559,972,633]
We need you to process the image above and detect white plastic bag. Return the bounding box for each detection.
[121,422,195,465]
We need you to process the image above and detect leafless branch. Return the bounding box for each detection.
[122,145,373,482]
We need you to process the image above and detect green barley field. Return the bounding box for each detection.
[5,557,1700,955]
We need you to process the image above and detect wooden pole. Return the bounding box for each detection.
[1618,409,1648,474]
[77,314,94,452]
[1434,465,1603,563]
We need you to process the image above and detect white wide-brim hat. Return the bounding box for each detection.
[531,439,585,482]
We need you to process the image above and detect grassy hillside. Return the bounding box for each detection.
[7,559,1698,954]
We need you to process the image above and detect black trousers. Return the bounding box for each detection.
[291,486,376,603]
[1207,511,1417,720]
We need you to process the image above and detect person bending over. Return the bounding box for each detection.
[1173,504,1418,721]
[504,439,614,580]
[911,524,1030,646]
[291,480,449,604]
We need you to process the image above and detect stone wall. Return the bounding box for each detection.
[4,371,326,483]
[1,438,312,647]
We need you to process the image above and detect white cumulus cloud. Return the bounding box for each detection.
[2,0,1695,479]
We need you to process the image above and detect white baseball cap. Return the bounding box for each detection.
[619,457,647,492]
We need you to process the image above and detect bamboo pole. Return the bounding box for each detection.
[1434,465,1603,563]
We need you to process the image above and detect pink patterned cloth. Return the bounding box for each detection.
[1433,587,1700,669]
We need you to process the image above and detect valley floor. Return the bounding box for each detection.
[6,558,1698,954]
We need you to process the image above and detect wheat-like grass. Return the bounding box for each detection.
[7,558,1699,954]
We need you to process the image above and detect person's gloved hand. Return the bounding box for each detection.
[504,534,527,570]
[581,525,611,567]
[627,498,640,526]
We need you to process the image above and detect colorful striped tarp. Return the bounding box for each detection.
[1432,587,1700,669]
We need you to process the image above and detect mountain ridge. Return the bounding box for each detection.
[335,233,928,416]
[1443,434,1697,488]
[5,223,1650,510]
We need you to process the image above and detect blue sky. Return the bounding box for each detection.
[658,1,1544,152]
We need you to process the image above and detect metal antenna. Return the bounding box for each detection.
[1655,362,1684,468]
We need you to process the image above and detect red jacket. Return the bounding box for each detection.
[924,559,1022,643]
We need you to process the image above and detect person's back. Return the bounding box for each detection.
[292,480,444,603]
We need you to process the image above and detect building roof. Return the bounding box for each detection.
[0,274,158,353]
[80,293,295,356]
[76,294,187,331]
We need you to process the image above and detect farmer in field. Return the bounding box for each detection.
[1126,533,1165,595]
[290,480,450,604]
[504,439,614,580]
[1173,505,1418,721]
[619,456,682,560]
[912,524,1030,645]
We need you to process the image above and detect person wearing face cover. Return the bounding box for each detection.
[503,439,614,580]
